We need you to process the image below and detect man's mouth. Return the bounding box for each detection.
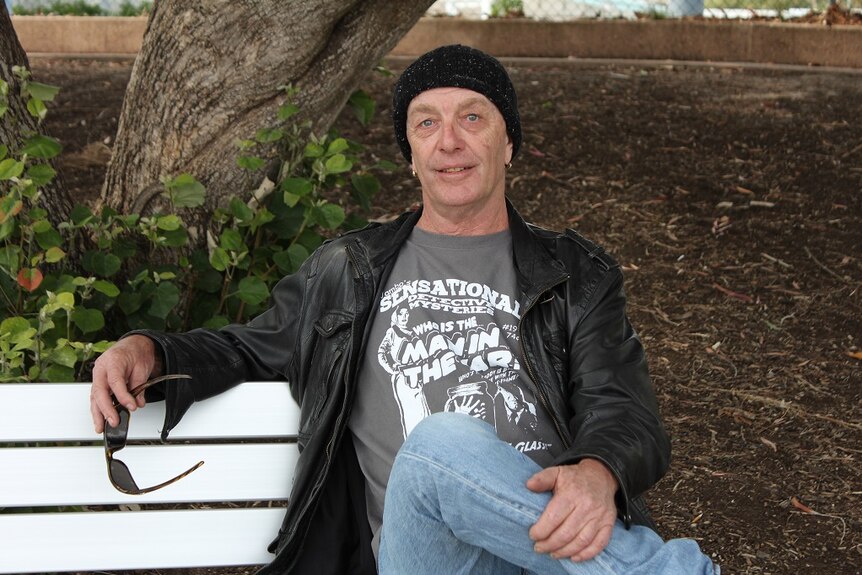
[438,166,470,173]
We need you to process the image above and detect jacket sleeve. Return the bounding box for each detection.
[129,244,322,440]
[552,266,671,520]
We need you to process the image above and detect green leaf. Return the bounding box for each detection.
[277,103,300,121]
[161,226,189,248]
[313,203,345,230]
[282,177,313,196]
[0,195,23,224]
[209,247,230,272]
[93,280,120,298]
[220,228,244,251]
[251,206,275,229]
[22,135,62,159]
[147,282,180,319]
[273,243,309,274]
[32,219,53,233]
[350,174,380,211]
[26,163,56,186]
[326,138,350,156]
[236,276,270,306]
[26,82,60,102]
[118,291,143,315]
[26,97,47,120]
[163,173,206,208]
[324,153,352,175]
[0,246,21,273]
[282,178,313,208]
[348,90,376,127]
[304,142,325,158]
[234,138,256,151]
[255,128,284,144]
[0,144,7,160]
[42,364,75,383]
[70,204,94,226]
[203,315,231,329]
[194,269,223,294]
[36,228,62,250]
[0,158,25,180]
[72,308,105,334]
[374,160,399,172]
[156,214,182,231]
[229,197,254,222]
[83,252,122,277]
[0,218,15,241]
[44,246,65,263]
[1,316,32,340]
[237,155,266,171]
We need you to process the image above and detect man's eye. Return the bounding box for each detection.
[420,119,434,128]
[466,113,479,122]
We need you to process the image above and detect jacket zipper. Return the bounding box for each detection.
[517,279,570,449]
[519,282,633,527]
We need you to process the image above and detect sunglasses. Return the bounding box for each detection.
[104,374,204,495]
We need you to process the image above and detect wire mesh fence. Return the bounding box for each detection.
[7,0,861,20]
[429,0,862,20]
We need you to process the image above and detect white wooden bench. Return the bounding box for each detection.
[0,381,299,573]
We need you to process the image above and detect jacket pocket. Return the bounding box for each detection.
[298,311,353,439]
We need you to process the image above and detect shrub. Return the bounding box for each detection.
[0,71,388,382]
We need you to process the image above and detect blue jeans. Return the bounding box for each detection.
[379,413,718,575]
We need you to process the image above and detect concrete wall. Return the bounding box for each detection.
[10,15,862,69]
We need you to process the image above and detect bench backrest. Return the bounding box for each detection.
[0,381,299,573]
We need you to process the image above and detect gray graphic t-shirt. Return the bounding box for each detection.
[349,227,563,549]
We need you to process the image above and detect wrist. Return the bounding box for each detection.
[579,458,619,492]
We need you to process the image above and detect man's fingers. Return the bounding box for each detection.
[529,462,618,561]
[89,335,159,433]
[90,382,119,431]
[529,490,574,544]
[569,523,613,562]
[526,466,556,493]
[544,515,603,560]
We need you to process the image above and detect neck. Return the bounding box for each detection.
[416,199,509,236]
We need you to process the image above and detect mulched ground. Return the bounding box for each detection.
[30,54,861,575]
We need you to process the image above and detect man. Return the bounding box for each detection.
[91,45,718,574]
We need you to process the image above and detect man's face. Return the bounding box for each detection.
[406,87,513,220]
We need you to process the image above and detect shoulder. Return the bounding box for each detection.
[304,210,416,275]
[525,222,620,274]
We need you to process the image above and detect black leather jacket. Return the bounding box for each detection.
[141,202,670,575]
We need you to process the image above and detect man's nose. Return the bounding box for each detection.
[437,120,464,152]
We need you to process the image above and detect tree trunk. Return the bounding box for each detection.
[101,0,432,229]
[0,5,72,225]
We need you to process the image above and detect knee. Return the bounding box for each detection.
[401,412,496,456]
[388,414,493,502]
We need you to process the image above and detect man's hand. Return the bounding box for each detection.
[527,458,618,562]
[90,335,160,433]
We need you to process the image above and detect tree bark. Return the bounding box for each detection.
[0,5,72,225]
[101,0,432,227]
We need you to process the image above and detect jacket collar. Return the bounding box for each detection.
[506,199,569,303]
[355,200,568,297]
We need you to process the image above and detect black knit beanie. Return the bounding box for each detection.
[392,44,521,164]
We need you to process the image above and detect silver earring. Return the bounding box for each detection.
[411,169,417,177]
[505,162,513,170]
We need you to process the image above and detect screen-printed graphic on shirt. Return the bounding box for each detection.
[376,279,540,447]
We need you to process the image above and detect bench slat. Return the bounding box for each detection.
[0,381,299,441]
[0,381,302,573]
[0,443,297,507]
[0,507,283,572]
